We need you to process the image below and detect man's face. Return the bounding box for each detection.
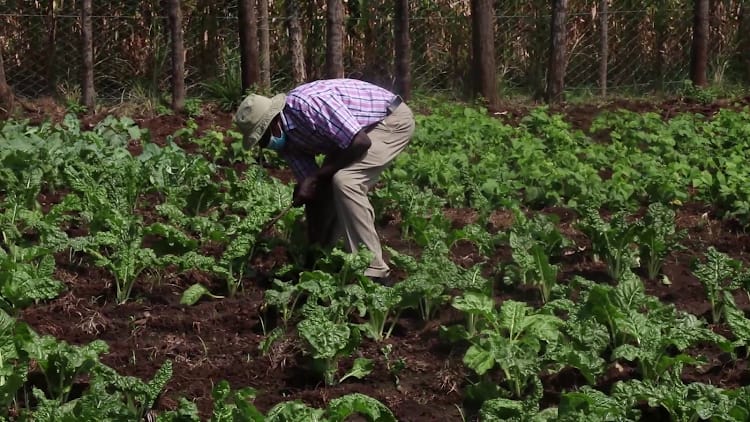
[258,116,281,149]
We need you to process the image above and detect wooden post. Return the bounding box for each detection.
[394,0,411,100]
[598,0,608,97]
[470,0,498,108]
[325,0,345,79]
[167,0,185,112]
[547,0,568,103]
[239,0,260,92]
[690,0,709,87]
[81,0,95,112]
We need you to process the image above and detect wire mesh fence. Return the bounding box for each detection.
[0,0,746,105]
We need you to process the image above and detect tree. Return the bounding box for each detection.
[81,0,95,112]
[167,0,186,112]
[325,0,345,78]
[0,46,13,118]
[258,0,271,90]
[287,0,307,84]
[239,0,260,92]
[547,0,568,103]
[394,0,411,100]
[738,0,750,82]
[690,0,709,87]
[470,0,498,108]
[598,0,608,96]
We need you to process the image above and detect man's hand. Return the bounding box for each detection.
[293,175,319,207]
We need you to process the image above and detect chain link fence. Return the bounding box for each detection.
[0,0,746,105]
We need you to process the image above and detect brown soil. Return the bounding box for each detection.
[13,96,750,420]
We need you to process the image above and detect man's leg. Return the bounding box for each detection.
[330,104,415,277]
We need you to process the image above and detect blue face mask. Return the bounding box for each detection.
[267,131,287,151]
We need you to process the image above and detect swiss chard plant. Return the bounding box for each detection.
[692,247,746,323]
[63,156,160,303]
[21,333,108,403]
[0,311,28,418]
[461,299,563,399]
[577,207,640,281]
[356,278,403,342]
[297,312,362,386]
[33,359,175,421]
[637,202,683,280]
[612,308,728,382]
[722,291,750,358]
[576,272,662,348]
[0,199,68,311]
[612,375,740,422]
[503,231,559,304]
[391,242,486,321]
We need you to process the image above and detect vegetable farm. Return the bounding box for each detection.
[3,96,750,421]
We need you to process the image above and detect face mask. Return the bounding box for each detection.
[267,130,287,151]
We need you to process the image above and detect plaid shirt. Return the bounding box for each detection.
[279,78,397,181]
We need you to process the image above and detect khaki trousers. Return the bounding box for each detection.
[310,103,415,277]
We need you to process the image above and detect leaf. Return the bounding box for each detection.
[463,344,495,375]
[327,393,396,422]
[452,291,495,317]
[180,283,223,306]
[298,316,352,361]
[266,401,324,422]
[338,358,374,383]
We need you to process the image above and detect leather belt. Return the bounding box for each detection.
[386,95,403,115]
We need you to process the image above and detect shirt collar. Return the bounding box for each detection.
[280,111,295,132]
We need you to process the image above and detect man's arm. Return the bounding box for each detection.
[317,130,371,180]
[292,130,372,206]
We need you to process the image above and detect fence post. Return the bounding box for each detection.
[325,0,345,78]
[547,0,568,103]
[690,0,709,87]
[394,0,411,100]
[81,0,95,112]
[598,0,608,97]
[167,0,185,112]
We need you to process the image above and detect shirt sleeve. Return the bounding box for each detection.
[280,149,318,182]
[286,94,362,149]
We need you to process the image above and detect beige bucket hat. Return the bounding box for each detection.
[234,93,287,148]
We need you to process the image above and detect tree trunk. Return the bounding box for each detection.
[546,0,568,103]
[325,0,345,79]
[258,0,271,89]
[470,0,498,108]
[239,0,260,92]
[0,47,13,117]
[528,1,550,100]
[394,0,411,100]
[653,0,667,90]
[167,0,186,112]
[598,0,608,97]
[47,0,58,94]
[739,0,750,82]
[81,0,95,112]
[287,0,307,84]
[690,0,709,87]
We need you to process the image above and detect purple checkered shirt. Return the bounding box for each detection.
[278,79,397,181]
